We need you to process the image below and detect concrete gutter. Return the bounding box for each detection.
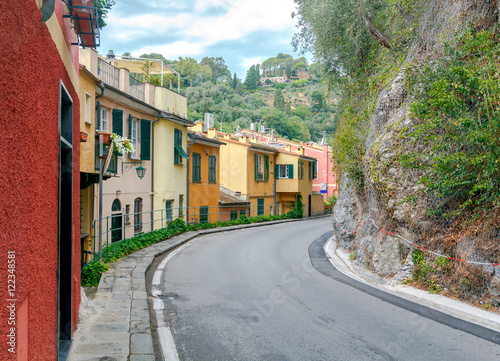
[324,237,500,333]
[68,215,331,361]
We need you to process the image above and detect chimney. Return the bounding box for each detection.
[239,136,249,144]
[250,137,258,144]
[285,144,291,152]
[295,147,304,156]
[207,128,217,139]
[192,121,204,132]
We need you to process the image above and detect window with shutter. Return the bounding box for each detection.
[255,154,263,181]
[192,153,201,182]
[130,118,138,159]
[174,128,188,164]
[208,155,216,183]
[264,155,269,181]
[140,119,150,161]
[112,109,123,136]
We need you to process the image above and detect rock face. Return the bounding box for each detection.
[333,0,500,286]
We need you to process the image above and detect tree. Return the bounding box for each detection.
[295,104,309,120]
[176,57,203,87]
[200,57,231,83]
[310,90,323,112]
[273,89,286,111]
[244,65,258,91]
[292,0,391,83]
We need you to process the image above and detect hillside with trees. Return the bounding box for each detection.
[133,53,337,143]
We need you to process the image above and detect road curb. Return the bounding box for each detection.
[68,215,331,360]
[324,236,500,333]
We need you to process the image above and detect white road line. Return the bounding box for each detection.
[152,237,207,361]
[158,326,180,361]
[153,298,165,310]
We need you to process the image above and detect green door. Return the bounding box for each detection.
[200,206,208,224]
[257,199,264,216]
[111,214,122,243]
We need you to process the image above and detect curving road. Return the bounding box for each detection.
[154,218,500,360]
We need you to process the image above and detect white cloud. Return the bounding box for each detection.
[241,56,265,69]
[105,0,296,55]
[132,41,207,59]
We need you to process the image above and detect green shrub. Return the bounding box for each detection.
[81,261,109,287]
[405,28,500,215]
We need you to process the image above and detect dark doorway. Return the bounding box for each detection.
[308,194,312,217]
[57,81,73,359]
[111,199,122,242]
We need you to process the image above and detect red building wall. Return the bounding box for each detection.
[0,1,80,360]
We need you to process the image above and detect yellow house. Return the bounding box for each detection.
[186,130,225,223]
[275,146,317,217]
[152,114,192,228]
[79,65,99,265]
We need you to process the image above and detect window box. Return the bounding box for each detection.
[96,131,111,145]
[68,0,100,49]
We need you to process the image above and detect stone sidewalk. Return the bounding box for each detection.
[68,217,329,361]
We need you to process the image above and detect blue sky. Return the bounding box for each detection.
[99,0,311,79]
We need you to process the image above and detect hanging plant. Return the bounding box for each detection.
[110,133,135,155]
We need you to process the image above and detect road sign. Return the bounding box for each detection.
[320,183,327,194]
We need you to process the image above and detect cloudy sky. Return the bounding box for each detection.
[99,0,311,79]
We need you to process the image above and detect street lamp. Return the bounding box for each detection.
[136,165,146,179]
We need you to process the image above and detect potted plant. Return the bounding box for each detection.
[110,133,135,155]
[80,131,88,142]
[96,130,111,145]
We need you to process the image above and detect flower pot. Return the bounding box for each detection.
[97,132,111,145]
[71,0,98,48]
[80,131,88,142]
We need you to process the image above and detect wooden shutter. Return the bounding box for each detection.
[97,101,101,129]
[275,164,279,178]
[288,164,294,179]
[254,153,258,181]
[112,109,123,136]
[264,155,269,181]
[140,119,151,161]
[128,114,132,138]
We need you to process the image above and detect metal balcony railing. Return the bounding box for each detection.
[129,75,145,101]
[97,58,120,89]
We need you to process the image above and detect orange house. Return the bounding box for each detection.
[187,131,225,224]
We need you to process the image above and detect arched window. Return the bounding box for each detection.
[111,199,121,212]
[134,198,143,234]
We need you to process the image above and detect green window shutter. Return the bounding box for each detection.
[254,153,258,181]
[275,164,279,178]
[112,109,123,136]
[192,153,201,182]
[97,101,101,129]
[264,155,269,181]
[288,164,294,179]
[257,199,264,215]
[297,160,301,179]
[308,161,312,179]
[230,210,237,221]
[128,114,132,139]
[209,155,216,182]
[140,119,151,161]
[313,160,317,179]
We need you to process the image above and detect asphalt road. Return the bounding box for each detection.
[157,218,500,360]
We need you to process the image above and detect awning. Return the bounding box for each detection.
[175,144,189,159]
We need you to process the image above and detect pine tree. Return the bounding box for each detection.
[273,89,286,111]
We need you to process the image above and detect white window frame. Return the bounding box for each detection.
[257,154,263,177]
[130,118,139,159]
[85,92,92,125]
[278,164,289,179]
[100,106,109,132]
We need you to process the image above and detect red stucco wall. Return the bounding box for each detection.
[0,1,80,360]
